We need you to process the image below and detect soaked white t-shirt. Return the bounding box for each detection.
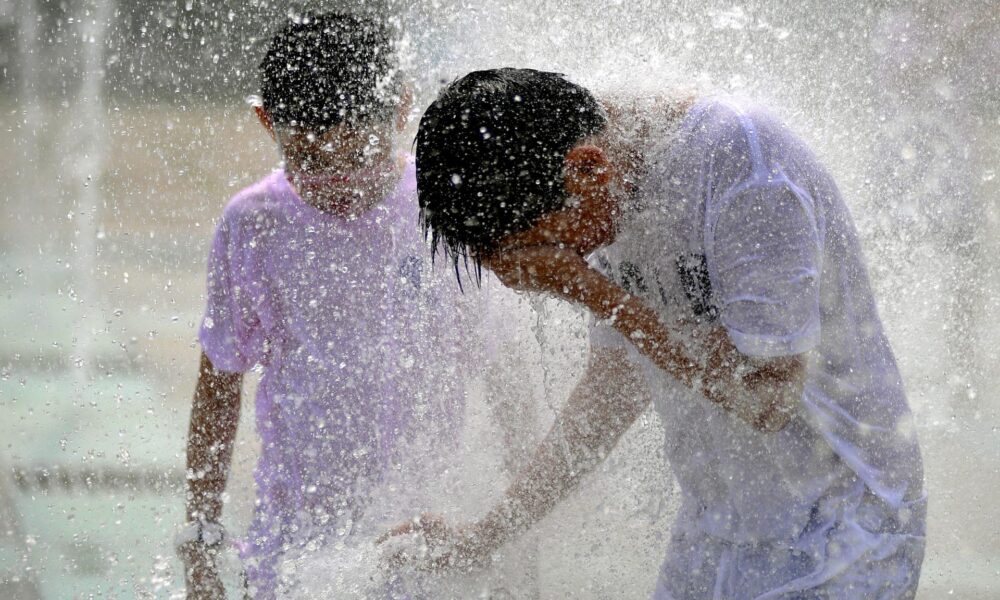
[590,96,925,545]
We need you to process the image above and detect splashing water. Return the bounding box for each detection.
[281,539,388,599]
[2,1,998,598]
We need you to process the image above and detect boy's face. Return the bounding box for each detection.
[491,141,631,258]
[254,102,405,175]
[278,120,395,174]
[254,104,406,215]
[495,188,622,257]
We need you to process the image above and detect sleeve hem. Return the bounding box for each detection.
[724,317,820,358]
[198,326,254,373]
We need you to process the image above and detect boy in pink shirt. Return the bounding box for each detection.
[178,13,462,599]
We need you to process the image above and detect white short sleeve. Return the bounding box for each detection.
[706,179,822,358]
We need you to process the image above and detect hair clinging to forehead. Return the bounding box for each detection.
[259,11,400,132]
[416,68,607,282]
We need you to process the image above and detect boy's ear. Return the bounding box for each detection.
[395,83,414,133]
[254,105,277,142]
[564,145,612,196]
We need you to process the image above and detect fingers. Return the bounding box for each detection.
[484,257,530,291]
[376,514,471,574]
[376,513,446,544]
[755,402,792,433]
[375,519,418,544]
[485,246,586,293]
[376,514,446,571]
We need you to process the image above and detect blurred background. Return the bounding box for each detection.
[1,0,998,597]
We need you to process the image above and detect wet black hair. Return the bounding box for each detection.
[416,68,607,280]
[259,11,400,132]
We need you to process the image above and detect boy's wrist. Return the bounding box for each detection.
[578,271,631,320]
[185,489,224,524]
[467,506,512,562]
[175,518,226,550]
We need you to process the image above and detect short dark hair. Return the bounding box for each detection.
[416,68,607,276]
[259,12,399,132]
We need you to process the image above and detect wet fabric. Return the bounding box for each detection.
[199,158,464,599]
[654,481,924,599]
[589,96,925,594]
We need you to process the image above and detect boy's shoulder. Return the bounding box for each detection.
[686,95,767,148]
[696,96,802,154]
[680,95,806,183]
[666,95,763,187]
[219,171,291,227]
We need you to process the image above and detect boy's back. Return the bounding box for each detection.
[590,96,925,597]
[385,68,925,599]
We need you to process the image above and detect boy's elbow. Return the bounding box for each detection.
[749,354,805,432]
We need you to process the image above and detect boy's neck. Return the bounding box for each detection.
[285,151,406,217]
[598,94,695,228]
[606,93,694,172]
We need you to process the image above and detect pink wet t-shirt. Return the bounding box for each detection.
[199,157,463,598]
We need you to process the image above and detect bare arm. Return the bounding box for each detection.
[489,247,804,432]
[179,351,242,598]
[395,346,648,569]
[588,281,803,432]
[480,347,648,540]
[186,351,243,523]
[386,249,804,568]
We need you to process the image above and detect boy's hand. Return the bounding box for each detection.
[486,245,589,294]
[486,246,606,305]
[486,245,631,321]
[178,541,225,599]
[377,514,492,573]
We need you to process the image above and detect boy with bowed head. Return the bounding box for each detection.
[178,12,464,599]
[387,68,926,598]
